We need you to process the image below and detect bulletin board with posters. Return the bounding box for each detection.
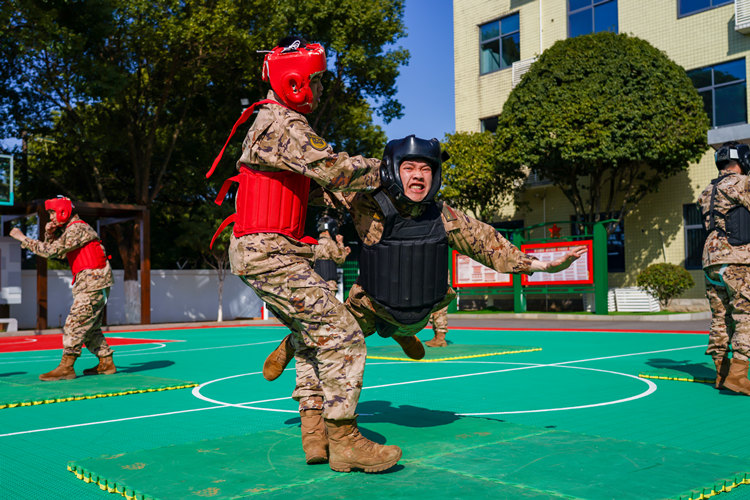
[521,240,593,286]
[451,251,513,288]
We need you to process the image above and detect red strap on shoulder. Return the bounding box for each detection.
[210,213,236,249]
[300,236,318,245]
[206,99,288,179]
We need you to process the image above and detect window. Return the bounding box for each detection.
[481,116,499,133]
[479,13,520,75]
[568,0,618,38]
[678,0,732,17]
[688,59,747,128]
[684,204,707,270]
[570,213,624,272]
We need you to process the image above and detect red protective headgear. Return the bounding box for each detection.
[44,196,74,224]
[262,39,326,114]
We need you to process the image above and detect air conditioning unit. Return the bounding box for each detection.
[736,0,750,34]
[511,57,537,88]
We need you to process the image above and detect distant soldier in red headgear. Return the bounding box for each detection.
[207,36,400,473]
[10,196,116,381]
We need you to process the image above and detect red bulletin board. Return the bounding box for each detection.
[452,250,513,288]
[521,240,593,286]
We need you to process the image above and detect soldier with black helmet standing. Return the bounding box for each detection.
[698,141,750,395]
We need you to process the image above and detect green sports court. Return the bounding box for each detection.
[2,316,750,500]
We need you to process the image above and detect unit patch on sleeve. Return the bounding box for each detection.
[306,133,328,151]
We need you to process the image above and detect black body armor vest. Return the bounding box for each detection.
[704,175,750,246]
[358,190,449,324]
[314,259,338,282]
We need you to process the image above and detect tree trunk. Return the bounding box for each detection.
[112,222,141,324]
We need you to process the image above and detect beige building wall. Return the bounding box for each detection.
[454,0,750,304]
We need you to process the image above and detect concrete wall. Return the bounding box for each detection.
[8,270,263,330]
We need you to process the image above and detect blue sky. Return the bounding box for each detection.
[373,0,455,142]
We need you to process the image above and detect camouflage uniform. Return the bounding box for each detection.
[312,234,348,292]
[20,215,114,357]
[229,92,380,419]
[698,172,750,361]
[429,306,449,337]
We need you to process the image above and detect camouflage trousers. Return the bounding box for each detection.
[230,234,365,420]
[63,288,113,358]
[429,306,449,336]
[705,264,750,361]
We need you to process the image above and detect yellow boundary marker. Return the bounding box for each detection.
[0,383,198,410]
[638,374,714,385]
[368,347,542,363]
[677,475,750,499]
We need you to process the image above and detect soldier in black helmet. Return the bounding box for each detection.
[698,141,750,395]
[313,215,350,293]
[264,135,586,463]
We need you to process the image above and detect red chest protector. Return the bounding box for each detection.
[207,99,316,248]
[211,165,313,247]
[65,221,107,283]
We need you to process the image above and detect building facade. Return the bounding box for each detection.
[454,0,750,304]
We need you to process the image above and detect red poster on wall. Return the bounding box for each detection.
[520,240,594,286]
[452,250,513,288]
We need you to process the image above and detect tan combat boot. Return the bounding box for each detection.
[723,358,750,395]
[263,334,294,381]
[39,354,77,381]
[83,355,117,376]
[393,335,425,360]
[713,356,730,389]
[300,409,328,464]
[424,331,447,347]
[325,417,402,473]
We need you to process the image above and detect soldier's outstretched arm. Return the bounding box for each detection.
[443,204,537,274]
[528,246,587,273]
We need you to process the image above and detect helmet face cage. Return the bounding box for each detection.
[381,135,444,204]
[44,196,73,224]
[715,142,750,174]
[316,215,338,238]
[262,40,326,114]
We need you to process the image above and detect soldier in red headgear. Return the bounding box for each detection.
[10,196,116,381]
[208,37,400,473]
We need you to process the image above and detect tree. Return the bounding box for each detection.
[497,32,709,231]
[636,263,694,309]
[441,131,525,222]
[1,0,408,319]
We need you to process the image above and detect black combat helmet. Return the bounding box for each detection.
[715,141,750,174]
[381,135,447,204]
[316,215,338,237]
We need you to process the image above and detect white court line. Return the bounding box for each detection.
[0,340,282,365]
[0,344,702,438]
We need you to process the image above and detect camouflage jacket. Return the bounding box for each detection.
[21,215,114,294]
[698,172,750,267]
[313,235,348,265]
[325,190,538,276]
